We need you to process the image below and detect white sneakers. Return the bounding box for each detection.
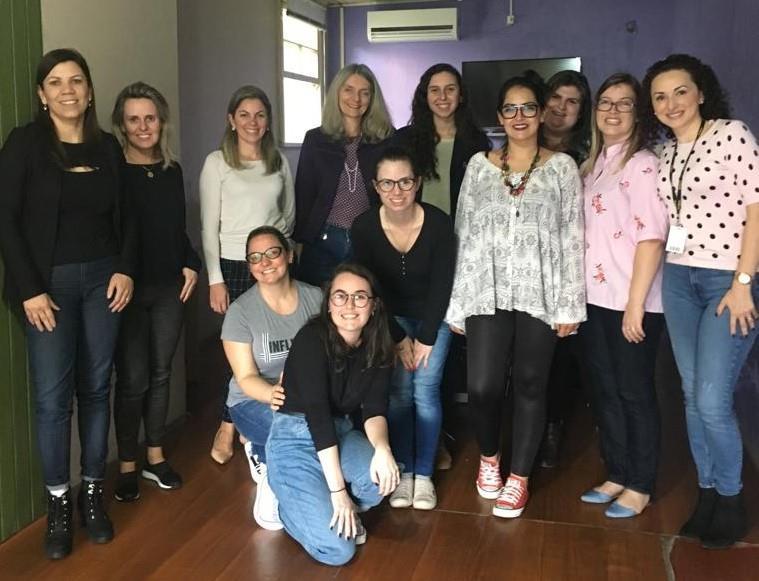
[389,474,437,510]
[244,441,267,485]
[253,474,283,531]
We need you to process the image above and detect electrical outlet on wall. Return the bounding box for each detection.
[506,14,515,25]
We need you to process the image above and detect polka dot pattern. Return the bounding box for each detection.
[657,119,759,270]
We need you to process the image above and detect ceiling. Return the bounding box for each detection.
[313,0,444,6]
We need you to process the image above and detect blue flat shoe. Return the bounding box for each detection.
[580,489,618,504]
[605,500,646,519]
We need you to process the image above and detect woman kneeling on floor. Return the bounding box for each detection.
[221,226,322,529]
[264,263,400,566]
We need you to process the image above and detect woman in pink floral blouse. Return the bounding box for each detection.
[578,73,668,519]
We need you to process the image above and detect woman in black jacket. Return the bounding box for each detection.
[0,48,136,560]
[110,82,201,502]
[393,63,490,220]
[294,63,393,286]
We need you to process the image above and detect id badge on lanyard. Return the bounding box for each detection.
[666,224,688,254]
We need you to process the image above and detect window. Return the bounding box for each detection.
[282,9,324,144]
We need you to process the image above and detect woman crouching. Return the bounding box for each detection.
[266,263,399,565]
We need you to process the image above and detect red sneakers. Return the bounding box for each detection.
[476,456,504,499]
[493,476,529,518]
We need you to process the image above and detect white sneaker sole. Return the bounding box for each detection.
[141,470,177,490]
[389,497,413,508]
[492,505,525,518]
[477,484,502,500]
[412,498,437,510]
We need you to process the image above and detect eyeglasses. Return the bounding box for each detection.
[245,246,283,264]
[596,98,635,113]
[375,178,417,193]
[329,291,373,308]
[499,102,539,119]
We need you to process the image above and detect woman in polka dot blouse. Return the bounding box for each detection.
[642,53,759,549]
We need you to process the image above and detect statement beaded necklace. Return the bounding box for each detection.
[500,147,541,197]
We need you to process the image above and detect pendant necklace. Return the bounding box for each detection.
[501,147,541,197]
[345,161,359,192]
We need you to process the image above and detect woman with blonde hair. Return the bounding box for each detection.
[295,63,394,286]
[110,81,201,501]
[200,85,295,464]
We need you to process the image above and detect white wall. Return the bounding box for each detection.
[177,0,283,379]
[41,0,181,152]
[41,0,186,477]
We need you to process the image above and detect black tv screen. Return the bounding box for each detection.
[463,57,582,132]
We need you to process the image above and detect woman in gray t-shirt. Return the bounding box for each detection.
[221,226,321,529]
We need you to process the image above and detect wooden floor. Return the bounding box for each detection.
[1,342,758,580]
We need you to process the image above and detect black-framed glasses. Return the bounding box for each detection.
[329,291,373,308]
[375,177,417,193]
[499,102,539,119]
[245,246,283,264]
[596,98,635,113]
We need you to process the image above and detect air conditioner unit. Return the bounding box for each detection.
[367,8,458,43]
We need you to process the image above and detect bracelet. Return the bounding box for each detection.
[330,487,346,494]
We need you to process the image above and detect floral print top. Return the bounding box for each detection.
[584,144,668,313]
[445,151,586,331]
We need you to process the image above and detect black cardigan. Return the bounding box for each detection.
[293,127,389,243]
[392,125,490,220]
[0,122,137,304]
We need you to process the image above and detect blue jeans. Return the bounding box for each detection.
[266,413,383,567]
[662,263,759,496]
[229,398,273,462]
[297,224,352,287]
[25,257,121,487]
[388,318,452,477]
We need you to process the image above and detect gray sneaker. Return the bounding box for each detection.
[413,476,437,510]
[389,474,414,508]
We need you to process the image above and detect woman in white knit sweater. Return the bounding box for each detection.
[200,85,294,465]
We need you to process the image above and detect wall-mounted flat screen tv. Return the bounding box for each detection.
[463,57,581,133]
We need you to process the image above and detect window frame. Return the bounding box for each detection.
[280,9,325,147]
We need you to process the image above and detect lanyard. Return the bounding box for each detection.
[669,119,706,225]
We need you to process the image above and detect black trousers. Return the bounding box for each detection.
[114,280,185,462]
[580,304,664,494]
[466,309,558,475]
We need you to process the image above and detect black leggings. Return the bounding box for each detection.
[467,309,558,475]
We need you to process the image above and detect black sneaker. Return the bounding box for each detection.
[142,461,183,490]
[114,471,141,502]
[45,489,73,560]
[78,481,114,543]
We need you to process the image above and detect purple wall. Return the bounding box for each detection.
[327,0,758,131]
[326,0,759,461]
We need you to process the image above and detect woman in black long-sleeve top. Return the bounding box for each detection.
[265,263,399,566]
[0,48,136,560]
[391,64,488,470]
[294,63,393,286]
[352,146,455,511]
[110,82,201,503]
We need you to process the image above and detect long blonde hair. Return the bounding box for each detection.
[321,64,393,143]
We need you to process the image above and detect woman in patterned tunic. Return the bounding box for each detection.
[446,72,585,519]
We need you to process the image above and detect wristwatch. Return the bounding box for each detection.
[735,272,753,285]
